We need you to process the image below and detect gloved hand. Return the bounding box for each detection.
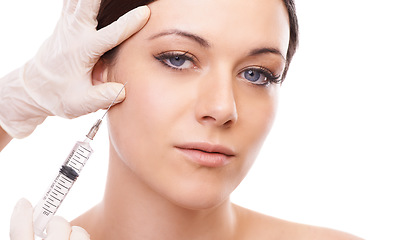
[0,0,150,139]
[10,198,90,240]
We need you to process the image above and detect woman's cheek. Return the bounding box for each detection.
[238,86,279,165]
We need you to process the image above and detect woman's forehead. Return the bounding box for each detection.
[145,0,290,56]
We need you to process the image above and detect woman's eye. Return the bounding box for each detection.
[169,55,186,67]
[244,69,262,82]
[240,68,281,86]
[154,52,197,70]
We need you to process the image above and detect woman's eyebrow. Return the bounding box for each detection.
[249,47,286,62]
[148,29,210,48]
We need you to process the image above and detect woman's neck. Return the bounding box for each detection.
[73,145,238,240]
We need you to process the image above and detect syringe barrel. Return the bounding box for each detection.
[63,140,93,174]
[33,141,93,238]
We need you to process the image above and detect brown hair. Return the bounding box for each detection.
[97,0,299,79]
[96,0,157,63]
[281,0,299,80]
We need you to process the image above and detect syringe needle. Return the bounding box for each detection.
[101,82,128,120]
[86,82,127,140]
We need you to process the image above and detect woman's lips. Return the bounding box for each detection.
[175,142,235,168]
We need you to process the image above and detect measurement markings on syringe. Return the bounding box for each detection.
[66,145,92,174]
[72,158,84,165]
[50,194,61,202]
[46,200,57,208]
[41,173,74,215]
[42,207,53,214]
[79,145,91,153]
[54,188,64,195]
[61,175,73,183]
[58,183,70,190]
[57,180,71,190]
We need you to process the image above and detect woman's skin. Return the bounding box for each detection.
[71,0,361,239]
[0,127,12,151]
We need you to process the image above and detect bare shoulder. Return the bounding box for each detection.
[293,222,364,240]
[233,204,364,240]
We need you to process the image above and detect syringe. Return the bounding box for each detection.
[32,84,126,238]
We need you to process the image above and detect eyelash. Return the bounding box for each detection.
[154,51,198,71]
[240,66,282,87]
[153,51,281,86]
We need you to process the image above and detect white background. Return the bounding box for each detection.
[0,0,397,239]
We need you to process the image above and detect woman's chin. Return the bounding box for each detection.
[162,184,232,211]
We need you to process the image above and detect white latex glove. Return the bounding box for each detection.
[10,198,90,240]
[0,0,150,139]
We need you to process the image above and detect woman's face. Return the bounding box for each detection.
[105,0,289,209]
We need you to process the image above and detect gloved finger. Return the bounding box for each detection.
[93,5,150,55]
[45,216,72,240]
[75,0,102,23]
[70,226,90,240]
[81,82,126,114]
[10,198,34,240]
[64,0,79,15]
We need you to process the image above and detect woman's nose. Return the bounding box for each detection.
[194,70,238,128]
